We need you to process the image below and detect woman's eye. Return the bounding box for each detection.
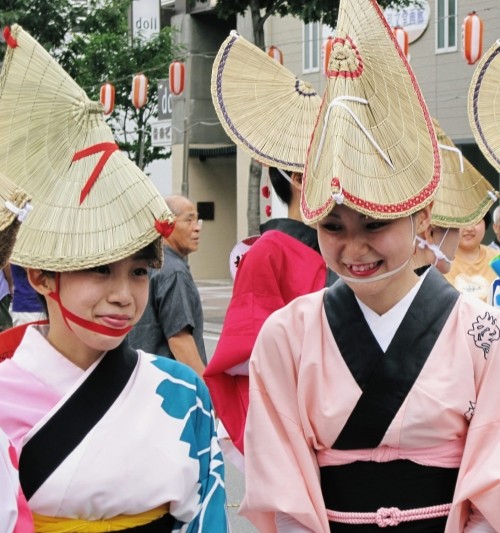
[366,221,388,231]
[87,265,110,274]
[321,222,341,232]
[133,268,148,277]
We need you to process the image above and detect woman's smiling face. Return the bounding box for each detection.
[317,204,431,314]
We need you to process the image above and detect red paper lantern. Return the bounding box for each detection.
[462,12,483,65]
[267,45,283,65]
[99,82,115,115]
[261,185,270,199]
[132,73,148,108]
[392,26,409,58]
[169,61,185,96]
[265,204,272,217]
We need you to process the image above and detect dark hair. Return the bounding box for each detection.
[484,210,492,230]
[269,167,293,206]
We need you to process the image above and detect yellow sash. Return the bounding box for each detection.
[33,504,169,532]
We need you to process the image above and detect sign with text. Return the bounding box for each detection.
[384,0,430,44]
[131,0,161,41]
[157,79,173,120]
[151,119,172,148]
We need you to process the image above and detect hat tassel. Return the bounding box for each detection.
[3,27,18,48]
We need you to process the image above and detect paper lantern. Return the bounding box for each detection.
[132,73,148,108]
[99,82,115,115]
[169,61,185,96]
[462,12,483,65]
[392,26,409,58]
[267,45,283,65]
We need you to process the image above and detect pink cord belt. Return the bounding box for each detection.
[327,503,452,528]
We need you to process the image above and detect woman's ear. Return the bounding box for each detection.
[415,204,433,234]
[27,269,54,296]
[290,172,303,191]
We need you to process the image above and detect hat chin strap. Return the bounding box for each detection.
[48,274,132,337]
[415,229,452,266]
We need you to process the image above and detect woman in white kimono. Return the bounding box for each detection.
[240,0,500,532]
[0,26,228,533]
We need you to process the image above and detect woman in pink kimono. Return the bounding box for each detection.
[240,0,500,531]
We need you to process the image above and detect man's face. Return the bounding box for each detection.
[167,199,202,256]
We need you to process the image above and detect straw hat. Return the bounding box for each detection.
[0,25,175,272]
[468,40,500,173]
[301,0,440,224]
[211,31,321,172]
[431,117,498,228]
[0,172,32,269]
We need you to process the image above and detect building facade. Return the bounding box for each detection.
[164,0,500,279]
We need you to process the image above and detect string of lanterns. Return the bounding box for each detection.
[99,60,186,113]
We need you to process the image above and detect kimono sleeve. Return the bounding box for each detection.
[446,305,500,532]
[240,305,330,533]
[173,376,230,533]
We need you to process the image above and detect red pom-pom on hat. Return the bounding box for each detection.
[3,27,18,48]
[155,219,176,239]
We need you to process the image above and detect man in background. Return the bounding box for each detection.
[489,206,500,250]
[128,195,206,377]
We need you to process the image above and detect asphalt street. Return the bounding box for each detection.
[197,280,258,533]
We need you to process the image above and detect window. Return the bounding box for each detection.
[436,0,457,52]
[303,22,320,72]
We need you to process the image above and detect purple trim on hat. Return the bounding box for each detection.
[471,45,500,167]
[215,35,314,169]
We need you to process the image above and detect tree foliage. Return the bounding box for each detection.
[1,0,180,170]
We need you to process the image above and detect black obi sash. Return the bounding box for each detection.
[321,460,458,532]
[324,267,459,450]
[19,340,138,500]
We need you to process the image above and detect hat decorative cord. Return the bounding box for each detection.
[313,96,395,173]
[48,274,132,337]
[73,142,119,204]
[438,144,464,173]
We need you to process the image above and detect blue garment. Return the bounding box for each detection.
[11,265,44,313]
[0,271,9,300]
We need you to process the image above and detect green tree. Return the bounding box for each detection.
[205,0,418,234]
[0,0,82,57]
[1,0,180,170]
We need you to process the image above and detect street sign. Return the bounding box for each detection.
[157,79,173,120]
[151,119,172,148]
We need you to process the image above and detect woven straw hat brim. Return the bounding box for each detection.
[301,0,440,224]
[431,118,498,228]
[212,32,321,172]
[0,25,174,272]
[468,40,500,173]
[0,171,31,268]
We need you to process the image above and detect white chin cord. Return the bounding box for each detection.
[337,215,416,285]
[415,228,452,266]
[339,257,412,284]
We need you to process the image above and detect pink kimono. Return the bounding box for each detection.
[204,220,329,453]
[241,268,500,532]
